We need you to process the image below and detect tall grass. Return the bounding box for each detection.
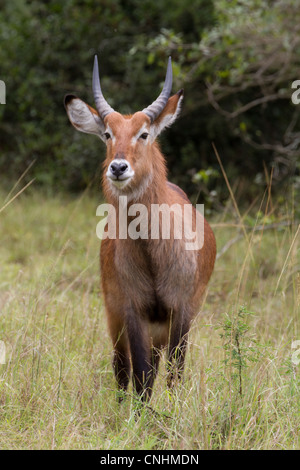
[0,184,299,449]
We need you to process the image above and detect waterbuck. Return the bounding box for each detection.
[64,56,216,401]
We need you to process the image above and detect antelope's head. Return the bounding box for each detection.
[65,56,183,200]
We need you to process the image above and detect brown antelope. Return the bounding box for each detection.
[64,56,216,401]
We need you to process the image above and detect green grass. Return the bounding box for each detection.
[0,185,299,449]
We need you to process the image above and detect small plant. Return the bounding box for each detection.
[217,306,261,397]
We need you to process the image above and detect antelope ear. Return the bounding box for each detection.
[150,89,183,140]
[64,94,106,142]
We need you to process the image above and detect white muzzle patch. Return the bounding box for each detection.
[106,158,135,190]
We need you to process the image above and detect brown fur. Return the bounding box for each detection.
[99,101,216,400]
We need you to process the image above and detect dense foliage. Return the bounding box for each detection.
[0,0,299,205]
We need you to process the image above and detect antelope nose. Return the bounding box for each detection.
[109,161,128,178]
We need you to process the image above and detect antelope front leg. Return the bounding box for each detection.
[112,344,131,402]
[167,311,190,388]
[126,308,153,401]
[107,316,131,402]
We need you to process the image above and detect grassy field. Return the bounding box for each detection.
[0,183,299,450]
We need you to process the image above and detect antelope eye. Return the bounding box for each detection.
[139,132,149,140]
[104,132,111,140]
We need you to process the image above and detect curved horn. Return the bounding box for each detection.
[92,55,115,119]
[142,56,173,122]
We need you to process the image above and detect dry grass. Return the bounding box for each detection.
[0,184,299,449]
